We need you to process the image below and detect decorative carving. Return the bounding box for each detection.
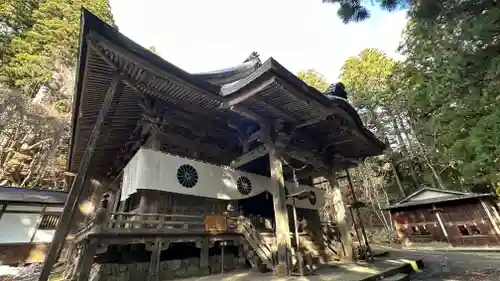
[236,176,252,195]
[176,164,199,188]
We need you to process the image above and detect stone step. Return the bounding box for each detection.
[381,273,410,281]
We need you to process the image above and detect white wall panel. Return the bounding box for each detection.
[0,213,38,244]
[32,229,56,243]
[5,205,63,212]
[121,149,325,210]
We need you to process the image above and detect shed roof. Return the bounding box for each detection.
[0,186,68,205]
[384,187,495,210]
[68,9,385,179]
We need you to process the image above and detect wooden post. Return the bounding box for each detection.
[345,169,373,261]
[430,205,451,245]
[0,204,6,220]
[77,194,109,281]
[269,148,291,275]
[148,239,162,281]
[480,199,500,235]
[199,238,210,274]
[435,212,450,244]
[38,73,121,281]
[327,173,353,261]
[76,240,99,281]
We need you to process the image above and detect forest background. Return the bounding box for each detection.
[1,0,499,230]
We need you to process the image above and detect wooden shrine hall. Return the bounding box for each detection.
[39,9,385,281]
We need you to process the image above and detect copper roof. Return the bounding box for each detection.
[68,9,385,179]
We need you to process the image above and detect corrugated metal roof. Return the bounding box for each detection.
[0,186,68,205]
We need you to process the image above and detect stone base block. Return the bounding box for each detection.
[88,255,238,281]
[273,264,289,276]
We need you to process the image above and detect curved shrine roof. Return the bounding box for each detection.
[68,9,385,179]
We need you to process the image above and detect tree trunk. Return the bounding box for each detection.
[415,137,446,189]
[369,108,406,197]
[386,107,421,190]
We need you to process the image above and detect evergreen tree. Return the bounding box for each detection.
[0,0,114,95]
[0,0,114,189]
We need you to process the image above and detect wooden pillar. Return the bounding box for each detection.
[0,204,6,220]
[76,240,99,281]
[431,206,451,245]
[327,173,353,261]
[480,199,500,235]
[67,243,85,281]
[199,238,210,274]
[237,243,247,268]
[269,148,291,275]
[148,239,162,281]
[38,73,122,281]
[345,169,372,260]
[77,194,109,281]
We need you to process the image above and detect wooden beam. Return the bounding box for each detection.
[38,72,122,281]
[136,92,236,138]
[220,77,276,108]
[284,149,326,171]
[229,105,269,126]
[229,145,268,168]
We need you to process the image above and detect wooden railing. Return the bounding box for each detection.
[108,212,205,230]
[73,212,206,240]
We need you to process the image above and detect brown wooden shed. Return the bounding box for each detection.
[385,188,500,247]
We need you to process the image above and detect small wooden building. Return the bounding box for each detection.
[0,186,67,265]
[385,188,500,247]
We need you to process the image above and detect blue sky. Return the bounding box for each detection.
[109,0,407,82]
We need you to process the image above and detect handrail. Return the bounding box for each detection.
[110,212,200,218]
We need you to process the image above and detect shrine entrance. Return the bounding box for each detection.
[239,191,275,230]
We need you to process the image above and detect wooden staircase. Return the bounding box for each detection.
[237,218,274,272]
[234,218,344,274]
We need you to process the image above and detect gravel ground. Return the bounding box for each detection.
[387,248,500,281]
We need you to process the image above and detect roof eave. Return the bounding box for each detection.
[67,8,92,174]
[384,193,496,211]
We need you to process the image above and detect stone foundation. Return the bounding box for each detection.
[89,255,239,281]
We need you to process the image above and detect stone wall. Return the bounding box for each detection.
[89,254,239,281]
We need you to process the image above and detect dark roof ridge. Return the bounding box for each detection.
[191,52,262,86]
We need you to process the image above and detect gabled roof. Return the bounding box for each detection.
[384,187,495,210]
[0,186,68,205]
[397,187,469,204]
[68,9,385,179]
